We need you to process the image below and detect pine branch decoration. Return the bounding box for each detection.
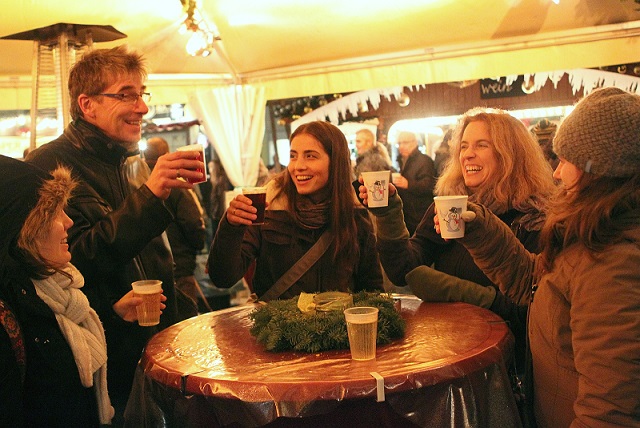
[249,292,405,352]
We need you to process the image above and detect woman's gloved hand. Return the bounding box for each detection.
[405,265,496,308]
[353,178,409,240]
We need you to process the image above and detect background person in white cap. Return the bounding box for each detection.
[425,87,640,427]
[352,127,394,179]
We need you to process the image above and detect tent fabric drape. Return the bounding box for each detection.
[251,35,640,102]
[290,87,405,130]
[188,85,266,188]
[517,69,640,96]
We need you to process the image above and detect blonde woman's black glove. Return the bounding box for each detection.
[405,266,496,308]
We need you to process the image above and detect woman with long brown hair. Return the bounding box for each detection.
[435,107,556,214]
[360,107,556,380]
[368,107,555,289]
[208,121,383,300]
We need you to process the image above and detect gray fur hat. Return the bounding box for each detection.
[553,87,640,177]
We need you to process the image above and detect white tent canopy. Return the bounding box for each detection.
[1,0,639,109]
[2,0,639,182]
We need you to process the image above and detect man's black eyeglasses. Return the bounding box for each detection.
[98,92,152,104]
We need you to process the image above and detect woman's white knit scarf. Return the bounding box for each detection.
[32,264,114,425]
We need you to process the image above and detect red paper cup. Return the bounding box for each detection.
[176,143,206,184]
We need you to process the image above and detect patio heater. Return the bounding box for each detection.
[1,23,126,150]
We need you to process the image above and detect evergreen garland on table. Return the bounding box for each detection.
[249,291,405,353]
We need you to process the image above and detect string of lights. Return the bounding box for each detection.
[179,0,220,57]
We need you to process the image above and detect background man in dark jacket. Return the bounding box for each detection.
[392,131,436,235]
[26,45,204,425]
[144,137,208,314]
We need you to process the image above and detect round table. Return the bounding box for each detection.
[125,296,520,427]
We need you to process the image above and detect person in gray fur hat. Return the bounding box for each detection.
[424,87,640,427]
[0,155,157,427]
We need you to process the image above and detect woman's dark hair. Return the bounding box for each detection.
[539,172,640,272]
[275,121,360,262]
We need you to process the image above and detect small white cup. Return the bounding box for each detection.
[361,170,390,208]
[344,306,379,361]
[434,195,468,239]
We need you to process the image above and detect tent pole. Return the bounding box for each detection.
[268,104,282,172]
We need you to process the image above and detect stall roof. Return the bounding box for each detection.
[1,0,639,106]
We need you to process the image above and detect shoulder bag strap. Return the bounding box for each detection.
[260,230,334,302]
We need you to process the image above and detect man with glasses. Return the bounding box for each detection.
[26,45,204,426]
[392,131,436,235]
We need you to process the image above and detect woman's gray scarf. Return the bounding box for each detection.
[295,196,330,230]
